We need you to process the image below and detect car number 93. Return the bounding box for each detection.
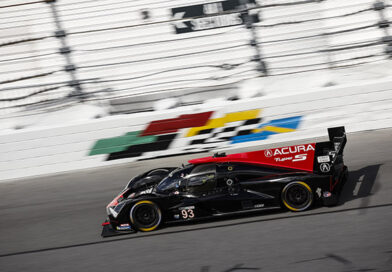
[179,206,195,219]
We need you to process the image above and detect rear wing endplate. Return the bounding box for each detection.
[313,126,347,174]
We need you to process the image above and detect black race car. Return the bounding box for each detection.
[101,127,348,237]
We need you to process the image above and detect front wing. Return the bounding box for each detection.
[101,219,136,237]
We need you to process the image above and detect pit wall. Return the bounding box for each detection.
[1,78,391,181]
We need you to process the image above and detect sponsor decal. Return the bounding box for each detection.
[174,214,180,219]
[316,188,322,197]
[274,154,307,162]
[317,155,330,163]
[264,149,273,157]
[89,112,212,158]
[320,163,331,173]
[179,206,195,210]
[273,154,308,162]
[116,224,132,231]
[89,109,303,161]
[323,191,332,197]
[254,204,264,208]
[269,145,314,163]
[274,157,292,162]
[271,145,315,156]
[264,143,315,170]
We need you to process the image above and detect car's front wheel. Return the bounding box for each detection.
[130,200,162,231]
[281,181,313,212]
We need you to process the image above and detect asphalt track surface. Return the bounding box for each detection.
[0,129,391,272]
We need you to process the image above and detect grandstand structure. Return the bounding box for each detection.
[0,0,391,123]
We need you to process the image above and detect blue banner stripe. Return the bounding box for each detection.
[231,116,302,144]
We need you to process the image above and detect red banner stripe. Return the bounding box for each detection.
[141,111,213,136]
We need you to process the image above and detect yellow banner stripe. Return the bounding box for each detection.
[186,109,261,137]
[252,126,296,134]
[225,109,260,123]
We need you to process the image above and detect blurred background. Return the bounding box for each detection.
[1,0,391,130]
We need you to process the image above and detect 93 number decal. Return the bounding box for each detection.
[181,208,194,219]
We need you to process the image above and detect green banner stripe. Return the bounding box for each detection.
[89,131,156,156]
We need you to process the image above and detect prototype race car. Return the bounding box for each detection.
[101,126,348,237]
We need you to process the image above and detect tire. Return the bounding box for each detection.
[281,181,313,212]
[130,200,162,232]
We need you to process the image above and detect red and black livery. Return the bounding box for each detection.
[102,127,348,237]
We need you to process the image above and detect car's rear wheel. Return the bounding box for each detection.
[281,181,313,212]
[130,200,162,232]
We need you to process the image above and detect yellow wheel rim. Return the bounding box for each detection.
[130,200,162,232]
[282,182,312,212]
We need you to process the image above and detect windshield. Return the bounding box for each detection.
[156,165,193,193]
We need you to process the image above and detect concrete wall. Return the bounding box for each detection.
[1,78,391,181]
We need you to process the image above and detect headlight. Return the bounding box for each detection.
[109,207,119,218]
[107,201,126,218]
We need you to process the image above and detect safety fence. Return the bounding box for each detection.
[0,0,391,118]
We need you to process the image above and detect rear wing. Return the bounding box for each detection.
[313,126,347,174]
[189,126,347,174]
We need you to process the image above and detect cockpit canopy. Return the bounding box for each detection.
[155,164,217,194]
[155,165,193,193]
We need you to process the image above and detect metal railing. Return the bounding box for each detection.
[0,0,391,117]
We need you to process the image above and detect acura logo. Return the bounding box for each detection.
[320,163,331,173]
[264,149,273,157]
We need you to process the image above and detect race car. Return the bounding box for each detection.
[101,126,348,237]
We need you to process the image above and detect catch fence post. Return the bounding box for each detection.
[45,0,84,100]
[239,0,268,75]
[373,1,392,57]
